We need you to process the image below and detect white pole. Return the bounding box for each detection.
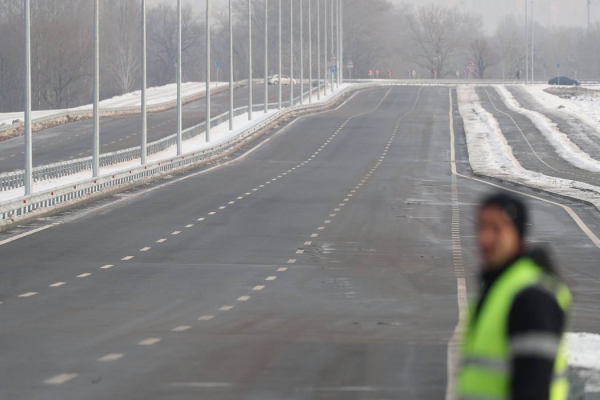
[176,0,182,154]
[141,0,147,165]
[324,0,328,96]
[206,0,211,141]
[340,0,343,84]
[229,0,234,130]
[290,0,294,106]
[93,0,100,177]
[330,0,334,92]
[300,0,304,105]
[531,0,534,83]
[317,0,321,100]
[264,0,269,113]
[24,0,32,194]
[336,0,340,87]
[308,0,312,104]
[248,0,253,120]
[524,0,528,83]
[278,0,282,109]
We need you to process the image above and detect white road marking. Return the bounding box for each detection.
[139,338,161,346]
[296,250,304,254]
[311,234,318,238]
[44,374,78,385]
[185,224,194,228]
[325,220,331,224]
[172,231,181,235]
[197,218,206,221]
[157,239,167,243]
[219,306,234,311]
[208,212,216,215]
[172,326,192,332]
[304,241,312,245]
[140,247,151,252]
[318,227,325,230]
[18,292,37,298]
[228,201,235,204]
[122,256,134,260]
[100,264,114,269]
[253,286,265,291]
[169,382,233,388]
[98,353,124,362]
[0,224,55,247]
[49,282,66,287]
[334,208,340,211]
[199,315,214,321]
[330,214,336,217]
[344,198,349,201]
[277,267,288,272]
[237,196,244,199]
[219,206,226,210]
[266,276,277,281]
[287,259,297,264]
[77,273,92,278]
[237,296,250,301]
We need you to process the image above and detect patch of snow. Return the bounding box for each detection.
[495,85,600,172]
[567,332,600,393]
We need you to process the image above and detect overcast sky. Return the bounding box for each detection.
[149,0,598,31]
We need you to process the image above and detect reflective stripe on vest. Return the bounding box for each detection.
[457,257,572,400]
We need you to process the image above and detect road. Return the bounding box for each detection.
[1,86,599,400]
[0,83,300,174]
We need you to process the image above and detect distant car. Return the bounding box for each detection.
[267,75,297,85]
[548,76,580,86]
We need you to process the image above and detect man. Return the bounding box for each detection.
[458,193,572,400]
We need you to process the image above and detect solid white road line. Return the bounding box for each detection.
[169,382,233,388]
[0,224,54,248]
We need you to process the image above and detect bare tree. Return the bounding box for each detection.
[470,37,497,78]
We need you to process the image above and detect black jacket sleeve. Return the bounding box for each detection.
[508,287,565,400]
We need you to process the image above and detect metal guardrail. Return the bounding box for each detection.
[0,82,364,222]
[0,84,327,192]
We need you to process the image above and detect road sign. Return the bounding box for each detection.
[215,61,221,68]
[387,70,393,76]
[374,70,380,76]
[346,60,354,69]
[368,70,373,76]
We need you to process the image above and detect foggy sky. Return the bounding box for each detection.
[149,0,599,31]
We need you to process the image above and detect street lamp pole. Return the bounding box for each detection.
[308,0,312,104]
[300,0,304,105]
[330,0,334,92]
[176,0,182,154]
[229,0,234,130]
[206,0,211,141]
[340,0,343,84]
[531,0,534,83]
[278,0,282,109]
[317,0,321,100]
[264,0,268,113]
[93,0,100,177]
[290,0,294,106]
[324,0,328,96]
[24,0,32,194]
[141,0,147,165]
[524,0,528,83]
[248,0,253,120]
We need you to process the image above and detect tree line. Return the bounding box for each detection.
[0,0,598,113]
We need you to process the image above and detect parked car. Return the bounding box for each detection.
[267,75,297,85]
[548,76,580,86]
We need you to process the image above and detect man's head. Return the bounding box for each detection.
[477,193,528,270]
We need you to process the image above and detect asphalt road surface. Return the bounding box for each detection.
[0,83,301,173]
[1,86,599,400]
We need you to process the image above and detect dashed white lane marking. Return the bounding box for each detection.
[77,273,92,278]
[199,315,214,321]
[122,256,134,260]
[237,296,251,301]
[343,198,350,201]
[245,192,251,195]
[318,227,325,230]
[139,338,161,346]
[266,276,277,281]
[228,201,235,205]
[329,214,336,217]
[185,224,194,228]
[169,382,233,388]
[44,373,78,385]
[208,212,216,215]
[49,282,66,287]
[19,292,37,298]
[324,220,331,224]
[171,231,181,235]
[334,208,340,211]
[197,218,205,221]
[219,306,234,311]
[277,267,288,272]
[296,250,304,254]
[100,264,114,269]
[219,206,226,210]
[311,234,319,238]
[253,286,265,291]
[140,247,151,252]
[98,353,124,362]
[287,259,297,264]
[304,241,312,246]
[237,196,244,199]
[172,326,192,332]
[157,239,167,243]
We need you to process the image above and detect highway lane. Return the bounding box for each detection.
[1,86,599,399]
[0,83,300,173]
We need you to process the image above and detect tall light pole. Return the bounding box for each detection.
[300,0,304,105]
[141,0,147,165]
[330,0,334,92]
[588,0,592,35]
[93,0,100,177]
[340,0,343,84]
[531,0,534,83]
[308,0,312,104]
[290,0,294,106]
[176,0,182,154]
[24,0,32,194]
[206,0,211,141]
[317,0,321,100]
[524,0,528,83]
[229,0,234,130]
[248,0,253,120]
[324,0,328,96]
[336,0,340,87]
[278,0,282,109]
[264,0,269,113]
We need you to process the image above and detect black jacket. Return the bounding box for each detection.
[474,247,566,400]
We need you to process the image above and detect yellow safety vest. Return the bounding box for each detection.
[458,257,572,400]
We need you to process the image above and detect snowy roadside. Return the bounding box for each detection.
[0,82,229,128]
[495,85,600,172]
[0,84,352,203]
[457,86,600,393]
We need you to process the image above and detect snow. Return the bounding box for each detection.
[0,84,351,203]
[0,82,228,128]
[521,84,600,141]
[457,86,600,211]
[567,333,600,392]
[495,85,600,172]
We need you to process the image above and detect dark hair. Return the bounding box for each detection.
[480,193,529,238]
